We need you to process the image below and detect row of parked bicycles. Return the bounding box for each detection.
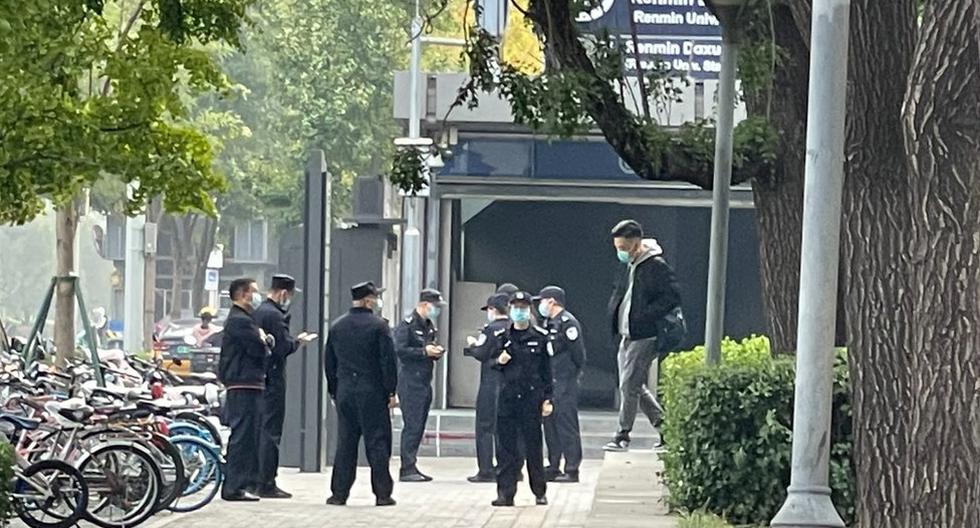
[0,349,227,528]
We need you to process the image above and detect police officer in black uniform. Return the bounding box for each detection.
[463,292,511,483]
[324,282,398,507]
[254,274,315,498]
[536,286,586,483]
[218,277,270,502]
[394,288,446,482]
[490,291,553,507]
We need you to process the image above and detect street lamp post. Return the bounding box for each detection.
[770,0,851,526]
[703,0,743,365]
[123,183,145,355]
[400,2,424,318]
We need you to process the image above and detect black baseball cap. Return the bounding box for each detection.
[496,283,519,295]
[481,293,510,312]
[419,288,446,305]
[509,291,533,305]
[535,286,566,306]
[351,281,384,301]
[271,274,301,293]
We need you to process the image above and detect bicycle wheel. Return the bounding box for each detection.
[79,442,162,528]
[168,435,222,513]
[148,433,187,513]
[174,412,222,449]
[168,422,211,442]
[13,459,89,528]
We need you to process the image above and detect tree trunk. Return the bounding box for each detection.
[168,215,187,319]
[191,216,218,312]
[844,0,980,525]
[743,4,809,354]
[53,201,78,367]
[744,3,848,354]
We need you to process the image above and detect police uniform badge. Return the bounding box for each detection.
[565,326,579,342]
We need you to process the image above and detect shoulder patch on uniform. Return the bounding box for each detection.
[561,315,570,322]
[493,328,507,337]
[404,316,413,323]
[565,326,579,342]
[533,325,548,335]
[475,333,487,346]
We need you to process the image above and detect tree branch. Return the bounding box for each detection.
[526,1,723,186]
[101,0,147,96]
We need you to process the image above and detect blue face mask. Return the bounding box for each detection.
[428,305,441,320]
[510,307,531,324]
[616,250,631,264]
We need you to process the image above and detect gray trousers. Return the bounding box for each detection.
[617,336,664,433]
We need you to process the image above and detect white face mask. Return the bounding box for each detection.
[250,292,263,309]
[486,311,496,322]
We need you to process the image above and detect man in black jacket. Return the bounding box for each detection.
[254,274,315,499]
[394,288,446,482]
[605,220,681,452]
[463,292,511,483]
[490,292,553,507]
[537,286,586,483]
[324,282,398,507]
[219,277,271,501]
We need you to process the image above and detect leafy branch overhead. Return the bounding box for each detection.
[0,0,254,225]
[388,0,779,193]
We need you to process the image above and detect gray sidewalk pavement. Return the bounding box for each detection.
[142,451,676,528]
[586,449,676,528]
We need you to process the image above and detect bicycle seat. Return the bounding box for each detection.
[0,413,42,431]
[91,386,144,401]
[45,399,95,424]
[136,399,177,415]
[106,408,153,421]
[182,372,218,383]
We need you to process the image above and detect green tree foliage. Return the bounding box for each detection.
[0,0,254,225]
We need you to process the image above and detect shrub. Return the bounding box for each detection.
[660,338,854,525]
[0,441,13,525]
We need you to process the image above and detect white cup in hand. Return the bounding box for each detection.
[498,351,512,365]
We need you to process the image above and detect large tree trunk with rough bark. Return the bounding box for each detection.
[843,0,980,525]
[744,4,809,354]
[53,201,78,367]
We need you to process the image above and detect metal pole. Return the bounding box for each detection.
[703,22,737,365]
[770,1,850,526]
[123,183,145,354]
[401,3,424,316]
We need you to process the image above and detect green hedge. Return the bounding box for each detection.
[0,441,12,525]
[660,336,855,525]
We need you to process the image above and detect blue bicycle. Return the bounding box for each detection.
[167,421,223,513]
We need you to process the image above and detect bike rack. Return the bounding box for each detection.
[22,276,105,387]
